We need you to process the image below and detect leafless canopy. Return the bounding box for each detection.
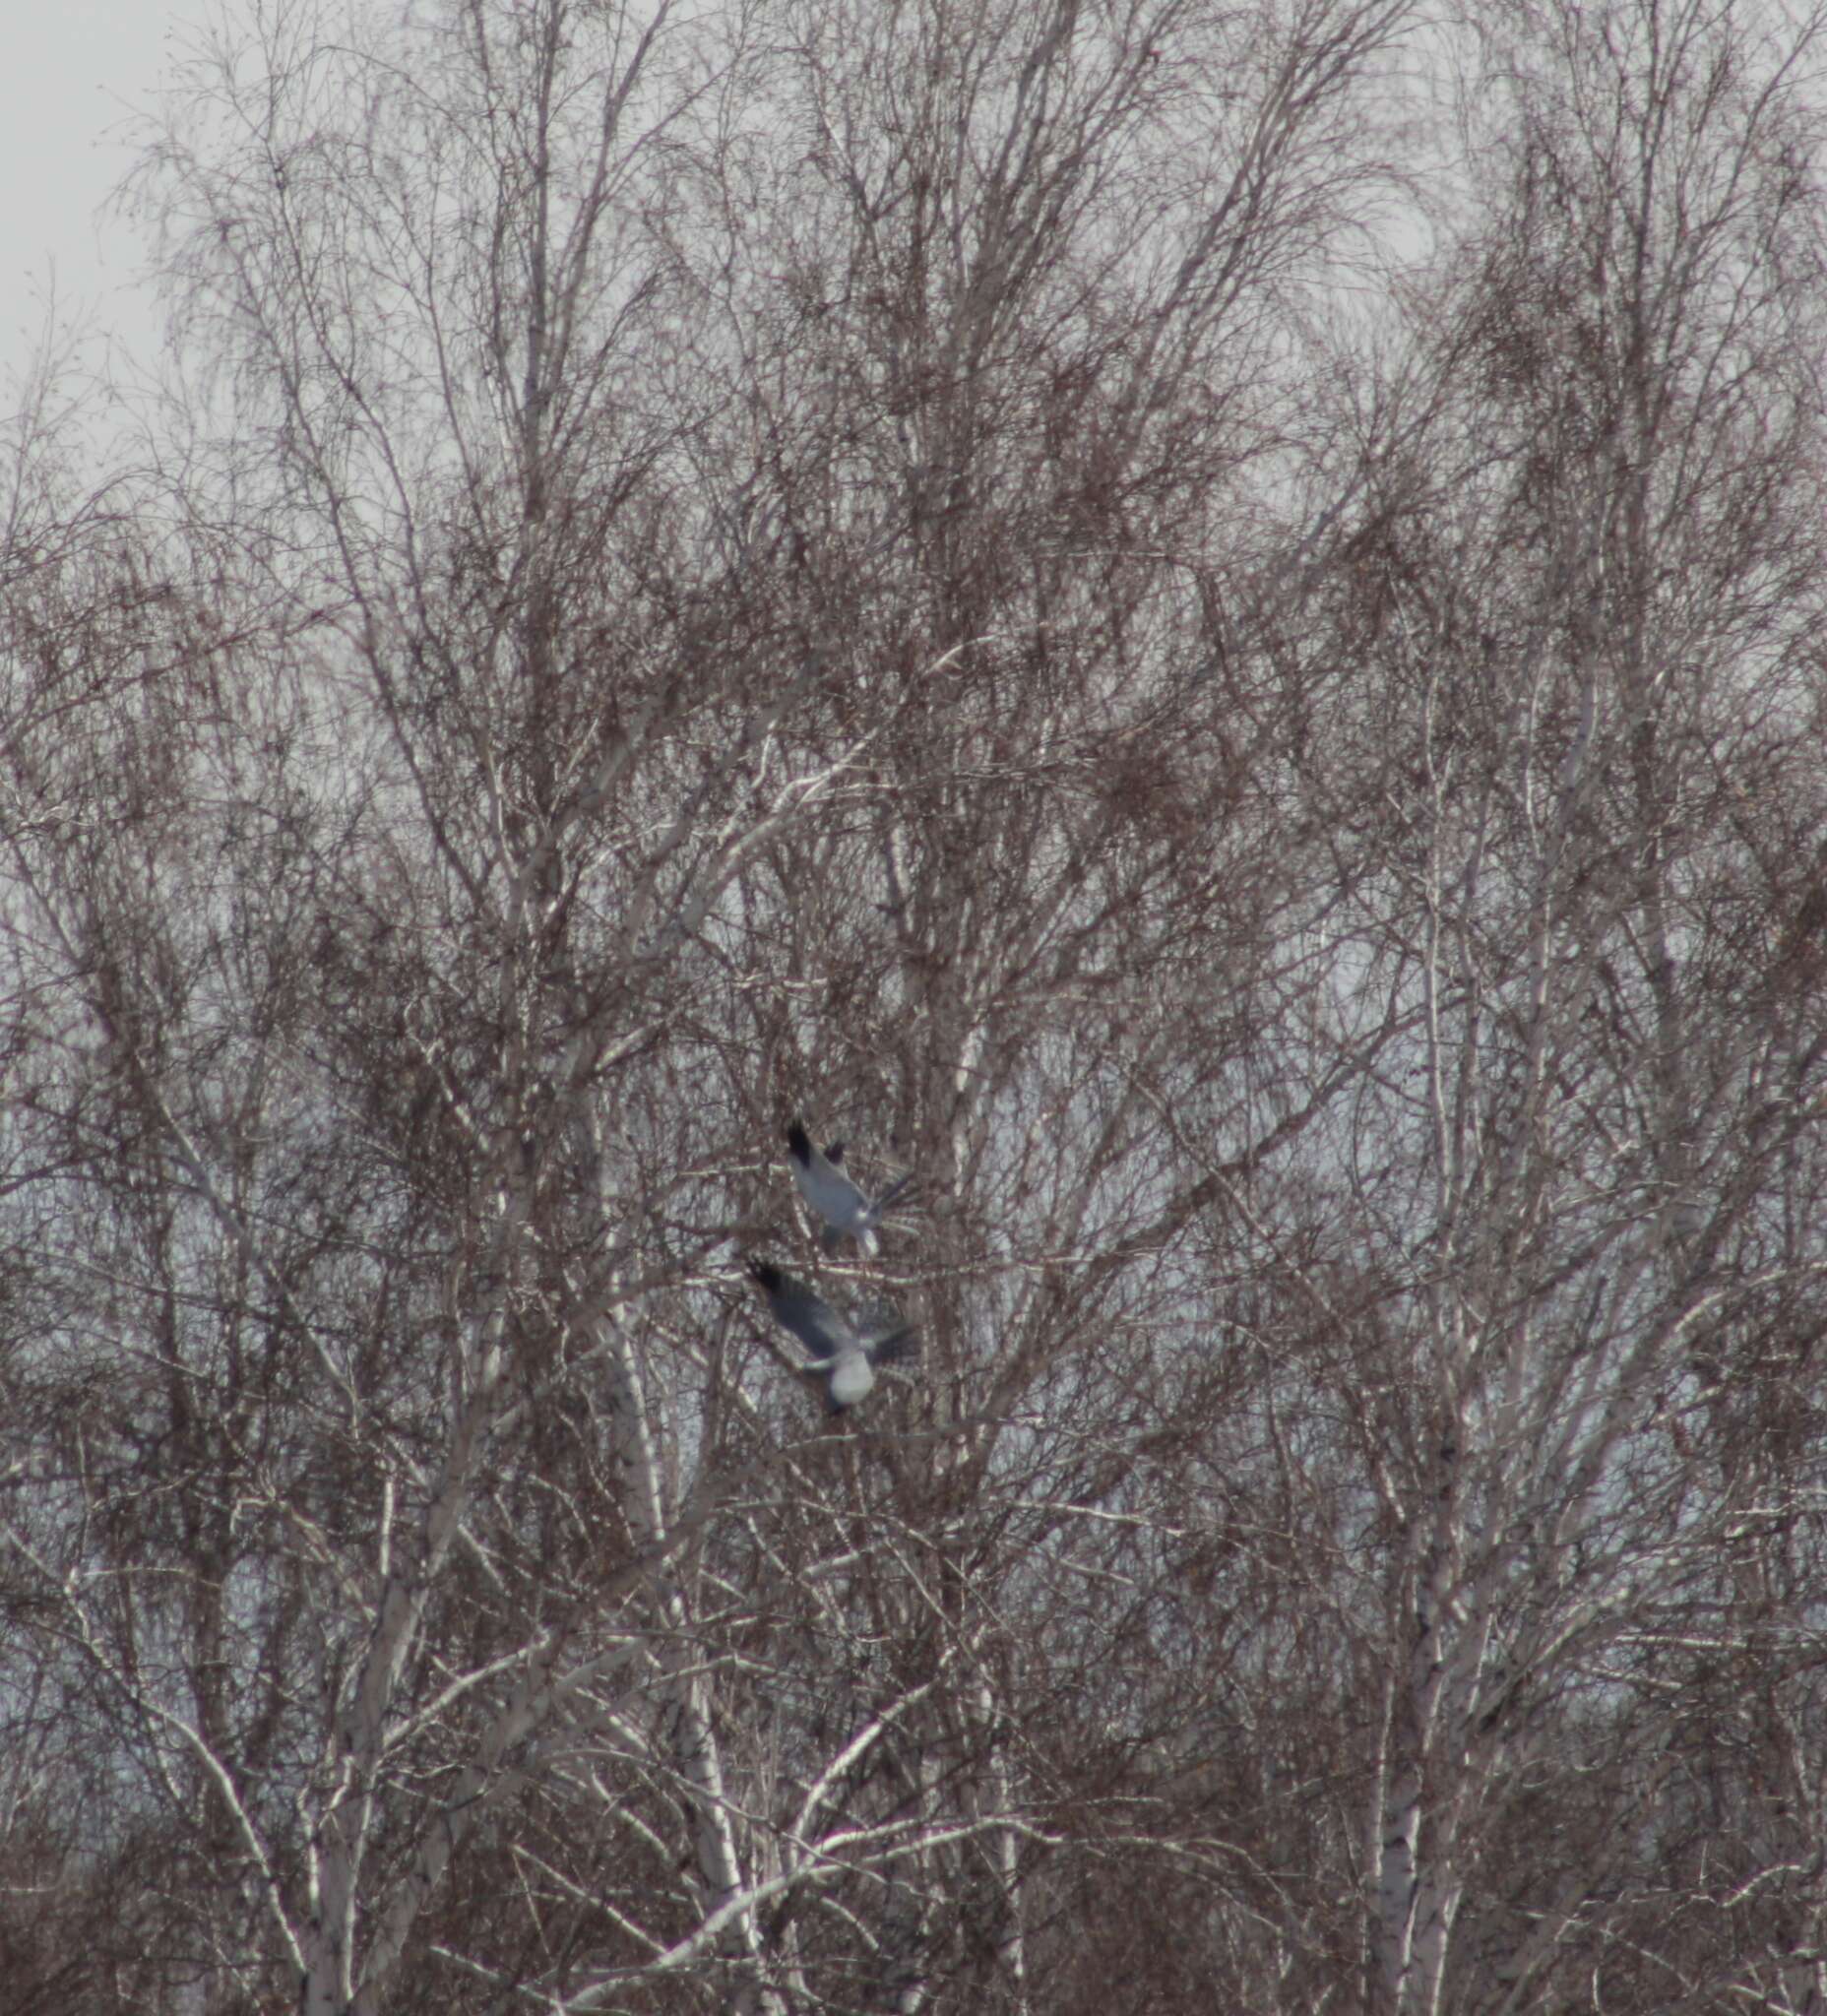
[4,1,1827,2011]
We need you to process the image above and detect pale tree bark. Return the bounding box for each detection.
[1333,5,1827,2009]
[7,0,1827,2012]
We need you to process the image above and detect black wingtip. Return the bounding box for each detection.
[825,1140,847,1165]
[747,1256,784,1292]
[786,1118,812,1164]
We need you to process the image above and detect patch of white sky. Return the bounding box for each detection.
[0,1,1483,451]
[1,2,197,405]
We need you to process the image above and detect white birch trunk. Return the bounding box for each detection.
[1373,1434,1463,2016]
[971,1670,1029,2010]
[298,1122,531,2012]
[595,1289,782,2013]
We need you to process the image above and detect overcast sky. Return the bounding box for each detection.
[2,1,193,389]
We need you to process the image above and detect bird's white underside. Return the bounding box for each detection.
[829,1354,875,1407]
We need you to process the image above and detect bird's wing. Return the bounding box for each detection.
[867,1170,916,1219]
[758,1267,852,1361]
[855,1304,917,1365]
[866,1326,918,1369]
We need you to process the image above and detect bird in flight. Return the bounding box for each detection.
[787,1118,913,1257]
[747,1258,918,1414]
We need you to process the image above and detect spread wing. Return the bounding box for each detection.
[866,1325,918,1369]
[748,1260,852,1362]
[866,1170,916,1220]
[854,1301,917,1367]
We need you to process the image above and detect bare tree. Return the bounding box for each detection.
[1223,3,1827,2008]
[6,0,1826,2012]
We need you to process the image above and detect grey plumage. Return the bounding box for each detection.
[786,1118,914,1257]
[747,1259,917,1414]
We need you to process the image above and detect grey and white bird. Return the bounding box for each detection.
[747,1258,917,1414]
[786,1118,914,1257]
